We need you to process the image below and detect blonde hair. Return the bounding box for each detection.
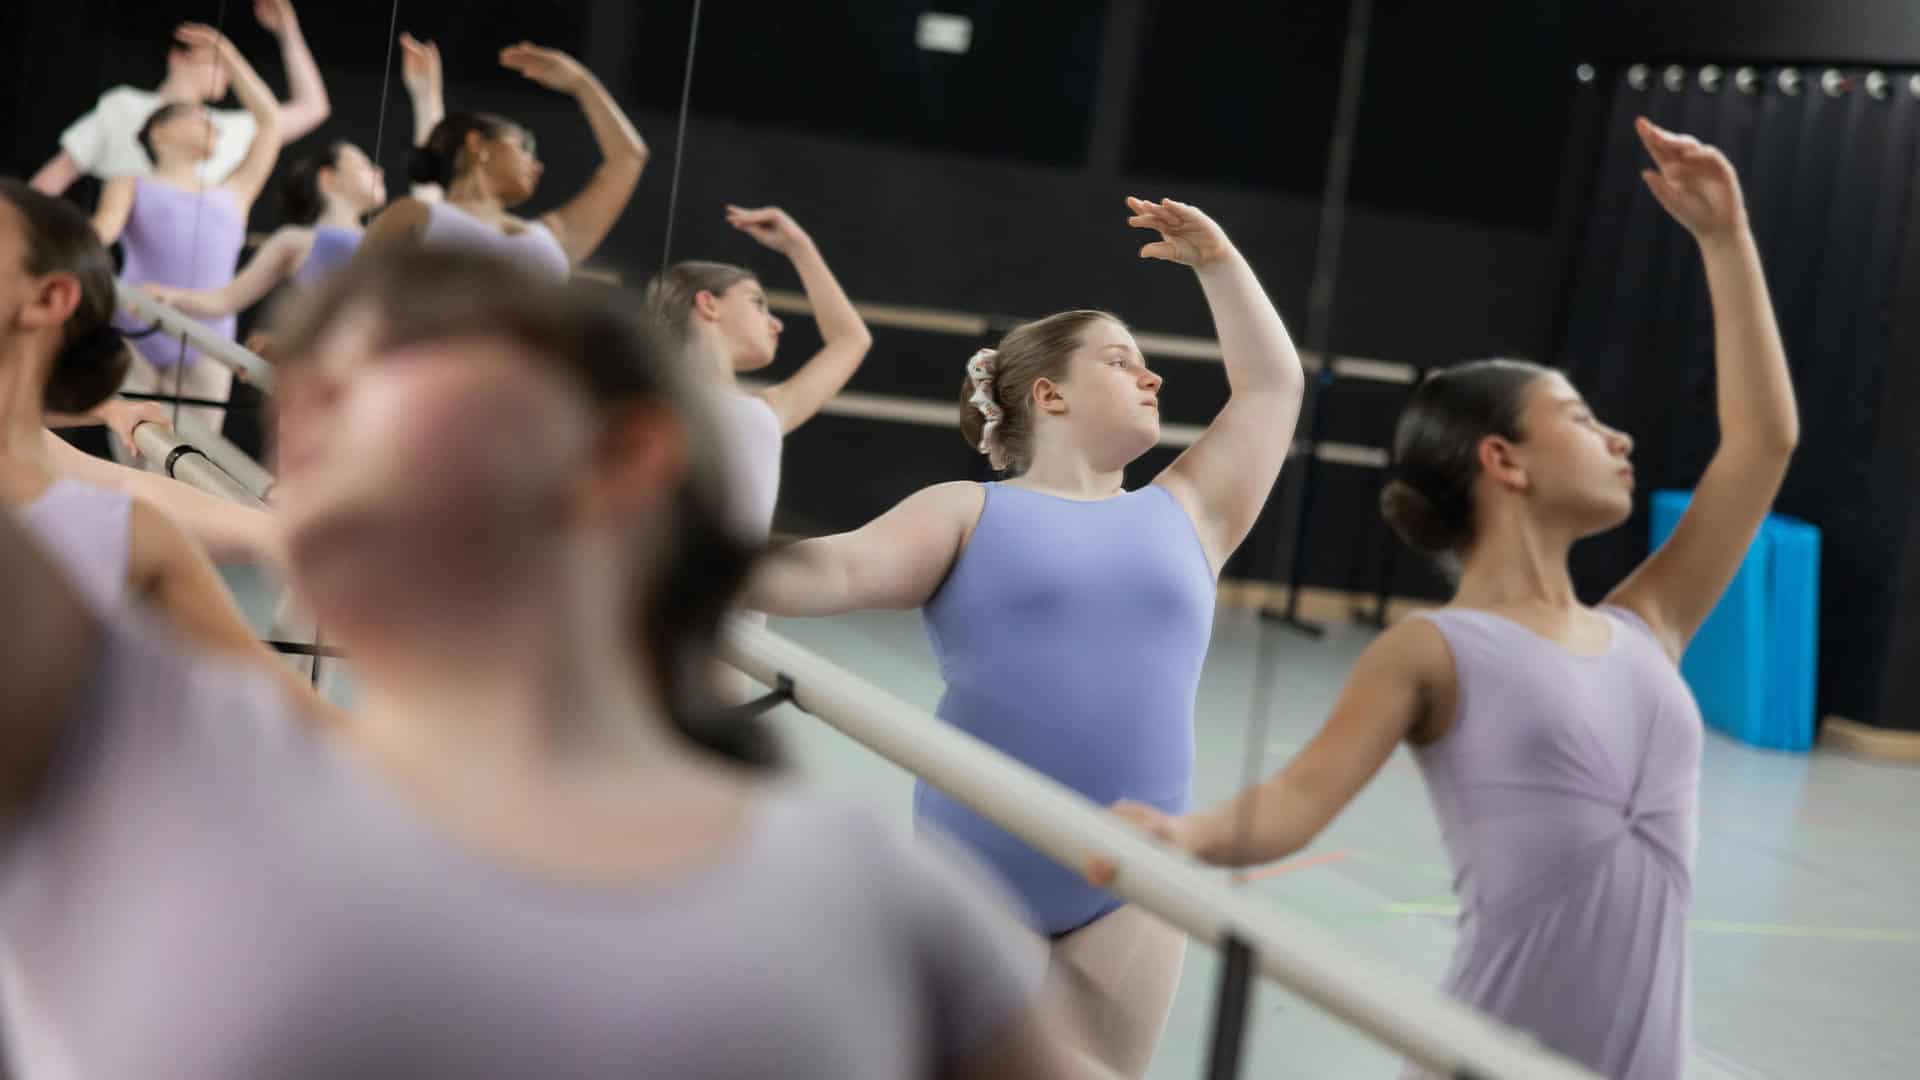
[957,309,1122,475]
[642,260,759,344]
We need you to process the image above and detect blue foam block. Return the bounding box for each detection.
[1648,490,1820,751]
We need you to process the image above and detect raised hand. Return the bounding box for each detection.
[499,43,590,95]
[725,205,813,257]
[174,23,238,65]
[400,33,442,99]
[1127,196,1231,268]
[252,0,298,36]
[1636,117,1748,242]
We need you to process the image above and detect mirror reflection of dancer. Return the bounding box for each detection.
[747,199,1306,1076]
[1100,121,1799,1080]
[0,249,1091,1078]
[91,24,284,435]
[362,44,646,280]
[31,0,330,196]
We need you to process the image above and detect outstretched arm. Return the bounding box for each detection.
[1605,118,1799,660]
[1138,198,1306,574]
[1092,618,1446,880]
[731,206,874,433]
[743,481,980,617]
[41,429,286,568]
[143,228,310,319]
[253,0,331,140]
[500,44,648,265]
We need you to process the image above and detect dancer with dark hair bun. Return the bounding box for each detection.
[1099,119,1800,1080]
[0,179,312,705]
[361,42,646,279]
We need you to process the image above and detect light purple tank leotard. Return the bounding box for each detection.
[17,478,132,614]
[0,609,1042,1077]
[921,482,1216,935]
[421,201,569,282]
[293,224,361,288]
[1410,605,1702,1080]
[116,179,245,371]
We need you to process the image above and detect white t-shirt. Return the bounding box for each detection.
[59,86,258,183]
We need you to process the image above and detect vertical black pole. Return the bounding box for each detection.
[1266,0,1377,636]
[1201,935,1257,1080]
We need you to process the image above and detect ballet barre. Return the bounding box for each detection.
[718,617,1602,1080]
[114,281,277,391]
[130,420,266,511]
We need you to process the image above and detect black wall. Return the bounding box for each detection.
[10,1,1920,727]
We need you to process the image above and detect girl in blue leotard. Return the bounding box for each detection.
[746,198,1306,1077]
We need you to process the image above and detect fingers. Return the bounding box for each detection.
[1139,241,1181,262]
[1640,169,1686,219]
[1084,853,1118,887]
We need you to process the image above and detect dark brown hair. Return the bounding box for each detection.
[0,179,130,413]
[408,113,521,189]
[1379,358,1552,556]
[273,247,776,767]
[958,309,1122,475]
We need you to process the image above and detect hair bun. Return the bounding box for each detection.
[45,321,131,414]
[1379,478,1465,556]
[406,142,451,189]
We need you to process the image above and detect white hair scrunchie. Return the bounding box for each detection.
[965,348,1008,470]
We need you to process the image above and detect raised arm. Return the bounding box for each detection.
[176,23,283,211]
[1092,618,1448,880]
[92,177,136,246]
[0,508,100,815]
[499,44,648,265]
[1604,118,1799,660]
[252,0,331,140]
[400,33,447,201]
[1135,198,1306,572]
[743,481,980,617]
[142,228,311,319]
[727,207,874,432]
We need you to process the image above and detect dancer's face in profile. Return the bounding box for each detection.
[272,309,603,572]
[1488,371,1636,538]
[709,277,782,371]
[1047,315,1162,467]
[467,125,544,205]
[324,145,387,213]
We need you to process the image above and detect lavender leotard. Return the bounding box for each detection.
[421,202,569,282]
[1410,606,1702,1080]
[18,478,132,613]
[293,225,361,288]
[116,179,245,371]
[920,482,1216,935]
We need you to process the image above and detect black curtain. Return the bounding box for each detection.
[1557,65,1920,728]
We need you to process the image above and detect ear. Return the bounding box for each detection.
[1476,434,1529,493]
[1032,376,1068,416]
[16,273,83,335]
[690,289,723,323]
[573,401,689,525]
